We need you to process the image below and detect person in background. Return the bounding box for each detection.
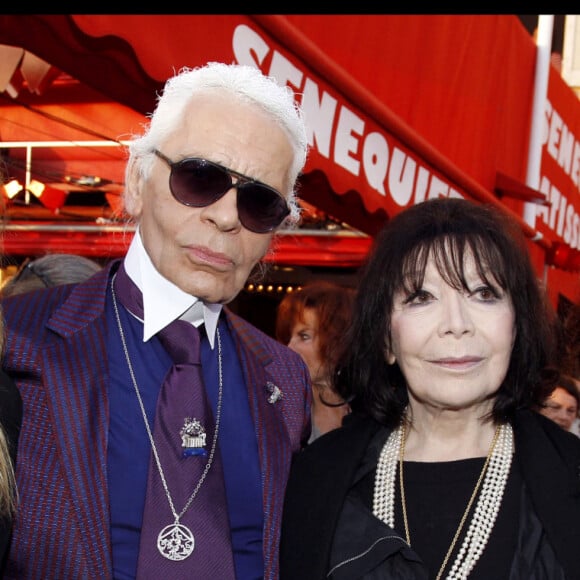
[538,374,580,434]
[280,197,580,580]
[0,172,23,575]
[0,325,21,576]
[561,300,580,385]
[1,62,311,580]
[276,280,355,442]
[1,254,102,296]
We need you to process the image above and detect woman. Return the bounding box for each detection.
[0,313,22,571]
[276,281,355,442]
[537,374,580,433]
[0,177,23,572]
[0,368,20,573]
[280,197,580,580]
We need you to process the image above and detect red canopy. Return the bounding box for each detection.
[0,15,578,303]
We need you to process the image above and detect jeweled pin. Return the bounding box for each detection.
[180,417,207,457]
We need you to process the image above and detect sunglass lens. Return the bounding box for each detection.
[168,157,289,233]
[238,184,290,233]
[170,159,231,206]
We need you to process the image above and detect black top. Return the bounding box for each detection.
[280,410,580,580]
[0,368,22,571]
[356,457,520,579]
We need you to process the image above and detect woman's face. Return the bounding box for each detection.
[287,307,325,385]
[540,387,579,431]
[388,252,516,416]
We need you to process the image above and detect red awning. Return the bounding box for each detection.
[0,15,579,302]
[0,15,543,234]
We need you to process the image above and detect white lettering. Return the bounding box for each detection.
[334,107,364,176]
[235,24,572,234]
[557,195,567,237]
[301,79,337,157]
[571,212,579,249]
[362,132,389,196]
[388,148,415,205]
[537,175,551,225]
[558,123,575,174]
[563,203,575,245]
[572,141,580,189]
[268,51,303,93]
[544,100,580,194]
[415,167,430,204]
[549,183,561,230]
[232,24,269,68]
[547,107,563,160]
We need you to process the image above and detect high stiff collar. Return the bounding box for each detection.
[123,228,222,348]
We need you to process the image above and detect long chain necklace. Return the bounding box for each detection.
[373,420,513,580]
[111,279,223,561]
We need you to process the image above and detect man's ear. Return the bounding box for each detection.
[123,158,144,218]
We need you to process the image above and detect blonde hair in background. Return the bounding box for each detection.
[0,164,18,518]
[0,423,17,518]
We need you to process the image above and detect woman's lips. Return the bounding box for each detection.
[429,356,484,369]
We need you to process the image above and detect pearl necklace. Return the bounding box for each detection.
[111,278,223,561]
[373,421,513,580]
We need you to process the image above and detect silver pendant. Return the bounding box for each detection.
[157,523,195,560]
[180,417,207,457]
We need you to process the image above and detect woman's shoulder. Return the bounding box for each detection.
[514,409,580,461]
[293,413,382,468]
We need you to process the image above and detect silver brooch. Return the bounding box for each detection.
[266,382,283,404]
[180,417,207,457]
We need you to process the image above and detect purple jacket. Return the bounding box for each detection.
[2,259,311,579]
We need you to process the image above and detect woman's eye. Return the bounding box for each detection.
[404,289,432,305]
[471,285,500,301]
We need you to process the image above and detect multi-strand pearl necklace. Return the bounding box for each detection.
[373,421,514,580]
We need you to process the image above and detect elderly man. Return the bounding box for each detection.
[2,62,311,580]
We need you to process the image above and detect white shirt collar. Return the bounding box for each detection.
[123,229,222,348]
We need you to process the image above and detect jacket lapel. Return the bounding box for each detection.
[224,309,295,578]
[43,263,117,577]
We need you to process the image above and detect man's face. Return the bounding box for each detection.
[126,92,294,304]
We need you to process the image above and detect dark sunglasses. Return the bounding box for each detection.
[153,149,290,234]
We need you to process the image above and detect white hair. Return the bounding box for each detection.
[125,62,309,227]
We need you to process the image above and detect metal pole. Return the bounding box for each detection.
[524,15,554,228]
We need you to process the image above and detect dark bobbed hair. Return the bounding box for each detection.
[276,280,356,382]
[335,197,557,428]
[549,375,580,413]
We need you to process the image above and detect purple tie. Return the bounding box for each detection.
[113,266,235,579]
